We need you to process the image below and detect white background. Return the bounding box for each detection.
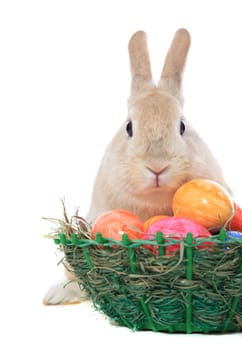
[1,0,242,348]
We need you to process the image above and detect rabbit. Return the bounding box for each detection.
[86,28,230,223]
[43,28,231,305]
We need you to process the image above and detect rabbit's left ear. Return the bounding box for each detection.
[128,31,154,95]
[159,28,191,103]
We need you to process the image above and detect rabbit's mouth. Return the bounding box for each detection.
[143,170,192,195]
[145,165,170,188]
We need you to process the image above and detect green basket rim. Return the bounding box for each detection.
[53,229,242,247]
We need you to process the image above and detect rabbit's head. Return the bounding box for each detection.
[87,29,230,222]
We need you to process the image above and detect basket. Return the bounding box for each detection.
[50,214,242,334]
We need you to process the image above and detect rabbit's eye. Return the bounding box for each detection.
[126,121,133,137]
[180,120,186,135]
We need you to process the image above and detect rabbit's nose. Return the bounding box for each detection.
[146,165,169,176]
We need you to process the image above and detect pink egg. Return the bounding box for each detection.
[144,216,212,255]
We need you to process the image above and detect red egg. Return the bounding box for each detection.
[144,216,212,255]
[228,202,242,232]
[172,179,234,231]
[91,209,144,241]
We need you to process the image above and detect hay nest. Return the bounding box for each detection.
[46,205,242,334]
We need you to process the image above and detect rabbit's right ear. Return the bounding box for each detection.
[128,31,154,95]
[159,28,191,103]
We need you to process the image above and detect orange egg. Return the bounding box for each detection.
[172,179,234,231]
[143,215,167,231]
[92,209,144,241]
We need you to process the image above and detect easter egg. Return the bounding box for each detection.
[223,230,242,250]
[172,179,234,231]
[144,216,212,255]
[226,231,242,239]
[91,209,144,241]
[143,215,167,231]
[228,203,242,231]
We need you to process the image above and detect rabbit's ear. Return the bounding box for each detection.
[128,31,154,95]
[159,28,191,103]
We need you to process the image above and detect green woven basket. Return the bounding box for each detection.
[50,214,242,334]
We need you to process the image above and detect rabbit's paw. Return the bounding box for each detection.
[43,280,88,305]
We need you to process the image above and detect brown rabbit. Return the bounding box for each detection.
[43,28,230,305]
[87,28,230,223]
